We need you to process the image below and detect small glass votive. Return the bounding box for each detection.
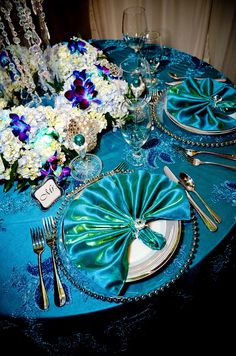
[69,134,103,187]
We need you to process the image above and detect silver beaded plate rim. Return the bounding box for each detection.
[51,170,199,303]
[152,93,236,147]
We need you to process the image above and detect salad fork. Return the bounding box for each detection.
[167,72,226,82]
[43,216,66,307]
[112,161,130,172]
[186,156,236,171]
[30,227,49,310]
[173,144,236,161]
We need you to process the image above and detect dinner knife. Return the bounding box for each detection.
[163,166,217,232]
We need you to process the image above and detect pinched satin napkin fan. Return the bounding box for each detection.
[166,78,236,133]
[63,171,191,295]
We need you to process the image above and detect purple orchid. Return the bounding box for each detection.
[40,152,71,183]
[9,113,30,142]
[40,152,59,177]
[65,69,101,109]
[58,166,71,182]
[67,38,87,55]
[95,63,110,77]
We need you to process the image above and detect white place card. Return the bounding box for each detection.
[32,177,63,209]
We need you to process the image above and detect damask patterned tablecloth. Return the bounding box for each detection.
[0,41,235,320]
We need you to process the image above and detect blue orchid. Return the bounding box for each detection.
[65,69,101,109]
[9,113,30,142]
[67,38,87,55]
[95,63,110,77]
[40,152,71,183]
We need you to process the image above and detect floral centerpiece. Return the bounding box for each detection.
[0,37,128,192]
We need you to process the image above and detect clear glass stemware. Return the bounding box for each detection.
[119,56,152,111]
[122,6,148,54]
[69,134,102,183]
[120,103,152,167]
[141,30,163,93]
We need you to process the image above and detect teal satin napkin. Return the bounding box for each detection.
[166,78,236,132]
[64,171,190,295]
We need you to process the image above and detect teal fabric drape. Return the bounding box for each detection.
[166,78,236,132]
[64,171,190,295]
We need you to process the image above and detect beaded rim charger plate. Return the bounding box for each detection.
[53,171,198,302]
[153,92,236,147]
[61,218,181,283]
[164,102,236,136]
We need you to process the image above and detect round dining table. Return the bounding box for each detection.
[0,40,235,354]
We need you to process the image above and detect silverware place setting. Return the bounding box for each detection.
[173,144,236,161]
[179,172,221,224]
[30,217,66,310]
[173,144,236,171]
[30,227,50,310]
[167,71,227,82]
[186,156,236,171]
[164,166,218,232]
[43,216,66,307]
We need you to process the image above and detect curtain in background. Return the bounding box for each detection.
[89,0,236,82]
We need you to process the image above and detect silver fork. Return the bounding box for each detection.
[43,216,66,307]
[30,227,49,310]
[112,161,130,172]
[186,156,236,171]
[166,78,226,86]
[173,144,236,161]
[167,72,226,82]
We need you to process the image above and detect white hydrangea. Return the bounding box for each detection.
[17,149,42,180]
[0,98,7,110]
[0,128,23,164]
[0,37,127,190]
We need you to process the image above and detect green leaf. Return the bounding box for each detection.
[10,161,18,180]
[47,76,65,94]
[0,153,10,169]
[105,112,116,131]
[16,179,28,190]
[61,145,77,165]
[4,180,14,192]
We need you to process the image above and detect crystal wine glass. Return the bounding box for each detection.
[120,103,152,167]
[119,56,152,111]
[142,31,163,90]
[122,6,148,54]
[69,134,102,182]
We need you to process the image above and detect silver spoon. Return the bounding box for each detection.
[179,172,221,224]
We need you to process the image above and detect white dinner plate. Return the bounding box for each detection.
[127,220,181,282]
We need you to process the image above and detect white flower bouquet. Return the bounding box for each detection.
[0,37,128,191]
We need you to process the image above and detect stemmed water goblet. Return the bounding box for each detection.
[122,6,148,55]
[141,31,163,91]
[119,56,152,111]
[120,103,152,167]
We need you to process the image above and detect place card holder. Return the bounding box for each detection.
[31,176,64,210]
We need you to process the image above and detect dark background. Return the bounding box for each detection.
[1,230,235,355]
[44,0,91,44]
[1,1,236,353]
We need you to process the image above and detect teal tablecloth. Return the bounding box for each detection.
[0,40,235,319]
[0,128,235,319]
